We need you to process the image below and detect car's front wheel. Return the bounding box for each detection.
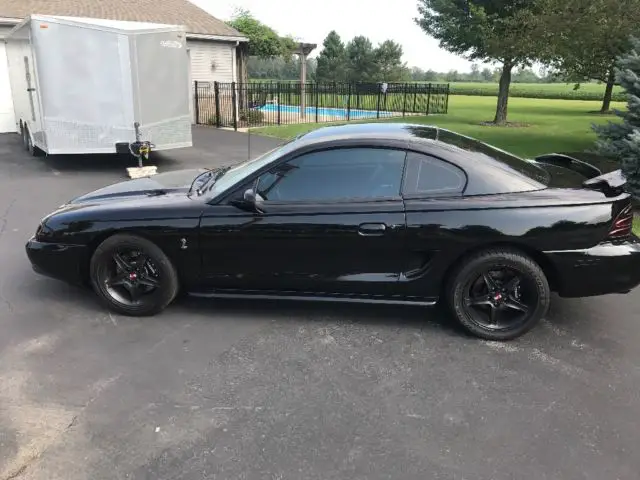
[447,249,550,341]
[90,234,179,316]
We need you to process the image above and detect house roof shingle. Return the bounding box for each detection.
[0,0,243,38]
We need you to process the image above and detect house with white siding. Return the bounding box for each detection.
[0,0,248,133]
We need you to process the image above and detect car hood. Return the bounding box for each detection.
[68,168,209,205]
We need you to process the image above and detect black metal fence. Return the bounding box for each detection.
[194,81,450,129]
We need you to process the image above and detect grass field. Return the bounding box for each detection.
[448,82,624,102]
[635,217,640,236]
[254,95,623,158]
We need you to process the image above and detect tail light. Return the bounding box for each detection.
[608,203,634,240]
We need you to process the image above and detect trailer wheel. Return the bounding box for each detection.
[23,128,41,157]
[21,125,29,151]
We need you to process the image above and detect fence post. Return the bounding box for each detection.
[412,84,418,112]
[194,81,199,124]
[376,84,382,119]
[214,81,221,128]
[356,84,360,110]
[277,82,281,125]
[402,83,407,117]
[383,85,388,112]
[231,82,237,130]
[426,83,432,115]
[445,83,450,113]
[315,84,319,123]
[300,81,306,120]
[347,83,352,121]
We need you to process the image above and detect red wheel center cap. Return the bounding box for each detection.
[129,272,137,281]
[494,292,503,301]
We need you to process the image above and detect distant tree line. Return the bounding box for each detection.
[248,56,318,81]
[405,65,560,83]
[314,31,409,83]
[247,56,564,85]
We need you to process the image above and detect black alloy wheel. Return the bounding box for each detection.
[447,249,550,341]
[90,234,179,316]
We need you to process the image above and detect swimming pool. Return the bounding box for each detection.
[259,104,395,119]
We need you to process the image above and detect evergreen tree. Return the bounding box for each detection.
[316,31,347,82]
[594,36,640,198]
[345,36,378,83]
[374,40,406,82]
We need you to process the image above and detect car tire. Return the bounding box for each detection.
[446,248,550,341]
[89,233,179,316]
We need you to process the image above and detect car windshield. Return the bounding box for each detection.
[436,130,550,185]
[204,138,299,198]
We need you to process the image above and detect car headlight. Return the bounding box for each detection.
[35,222,54,241]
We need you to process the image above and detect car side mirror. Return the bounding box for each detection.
[231,188,263,213]
[243,188,257,204]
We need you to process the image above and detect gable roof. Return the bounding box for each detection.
[0,0,244,38]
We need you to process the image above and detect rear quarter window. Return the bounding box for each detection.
[402,152,466,196]
[437,130,550,186]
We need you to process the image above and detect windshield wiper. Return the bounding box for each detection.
[188,169,215,196]
[197,165,233,196]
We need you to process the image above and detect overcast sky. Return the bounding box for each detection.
[193,0,485,72]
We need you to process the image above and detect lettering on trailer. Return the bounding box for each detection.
[160,40,183,49]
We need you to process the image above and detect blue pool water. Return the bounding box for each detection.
[259,104,395,119]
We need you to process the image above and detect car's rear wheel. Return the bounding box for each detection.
[90,234,179,316]
[446,249,550,341]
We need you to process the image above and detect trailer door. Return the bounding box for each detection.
[21,37,44,147]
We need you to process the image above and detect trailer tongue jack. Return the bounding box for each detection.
[126,122,157,179]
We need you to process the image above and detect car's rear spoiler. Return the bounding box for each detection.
[534,153,603,179]
[534,153,626,197]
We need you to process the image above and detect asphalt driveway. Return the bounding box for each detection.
[1,126,639,480]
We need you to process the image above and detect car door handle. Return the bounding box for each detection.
[358,223,387,236]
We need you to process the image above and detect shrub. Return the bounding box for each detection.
[240,109,265,125]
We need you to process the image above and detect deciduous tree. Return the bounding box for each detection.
[415,0,543,124]
[226,9,296,58]
[533,0,640,113]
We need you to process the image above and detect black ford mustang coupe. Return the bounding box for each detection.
[26,123,640,340]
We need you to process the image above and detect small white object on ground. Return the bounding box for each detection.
[155,427,160,433]
[127,166,158,179]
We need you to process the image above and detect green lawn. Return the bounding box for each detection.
[634,216,640,236]
[254,95,624,158]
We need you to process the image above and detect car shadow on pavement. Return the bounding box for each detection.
[25,276,463,337]
[177,295,464,337]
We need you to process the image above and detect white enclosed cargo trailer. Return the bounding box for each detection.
[5,14,193,157]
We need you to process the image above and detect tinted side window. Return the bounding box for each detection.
[256,148,406,202]
[403,152,466,196]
